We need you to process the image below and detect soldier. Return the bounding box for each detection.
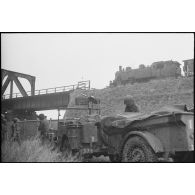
[11,117,21,144]
[38,114,49,144]
[124,95,139,112]
[1,114,8,142]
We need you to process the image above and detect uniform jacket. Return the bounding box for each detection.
[38,119,49,133]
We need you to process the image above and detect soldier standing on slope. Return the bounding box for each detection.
[1,114,8,142]
[124,95,139,112]
[11,117,21,144]
[38,114,49,144]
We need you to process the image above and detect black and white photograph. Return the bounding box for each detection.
[1,33,194,163]
[0,1,195,195]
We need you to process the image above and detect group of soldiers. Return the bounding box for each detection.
[1,115,22,144]
[1,113,49,144]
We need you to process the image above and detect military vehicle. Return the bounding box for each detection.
[56,96,194,162]
[56,95,105,158]
[97,104,194,162]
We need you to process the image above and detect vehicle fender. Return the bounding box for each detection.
[121,131,164,153]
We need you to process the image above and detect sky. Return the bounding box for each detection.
[1,33,194,119]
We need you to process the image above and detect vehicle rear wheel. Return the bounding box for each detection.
[122,136,157,162]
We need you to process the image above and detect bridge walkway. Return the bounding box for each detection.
[2,81,90,112]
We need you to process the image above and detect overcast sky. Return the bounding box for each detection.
[2,33,194,92]
[1,33,194,119]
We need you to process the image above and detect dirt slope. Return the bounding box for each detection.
[65,77,194,118]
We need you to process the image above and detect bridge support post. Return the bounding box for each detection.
[31,77,35,96]
[57,109,60,130]
[10,80,13,98]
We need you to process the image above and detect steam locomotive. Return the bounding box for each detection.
[110,60,182,86]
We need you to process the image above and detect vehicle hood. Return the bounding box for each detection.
[100,105,193,129]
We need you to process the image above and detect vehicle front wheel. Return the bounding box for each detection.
[122,136,157,162]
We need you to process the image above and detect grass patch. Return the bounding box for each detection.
[1,137,81,162]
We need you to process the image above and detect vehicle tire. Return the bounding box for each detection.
[60,136,71,153]
[109,154,121,162]
[122,136,157,162]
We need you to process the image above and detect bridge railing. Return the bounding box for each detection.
[2,80,90,99]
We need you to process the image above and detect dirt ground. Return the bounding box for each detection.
[65,77,194,118]
[84,156,110,162]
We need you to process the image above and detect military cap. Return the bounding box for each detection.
[38,114,45,120]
